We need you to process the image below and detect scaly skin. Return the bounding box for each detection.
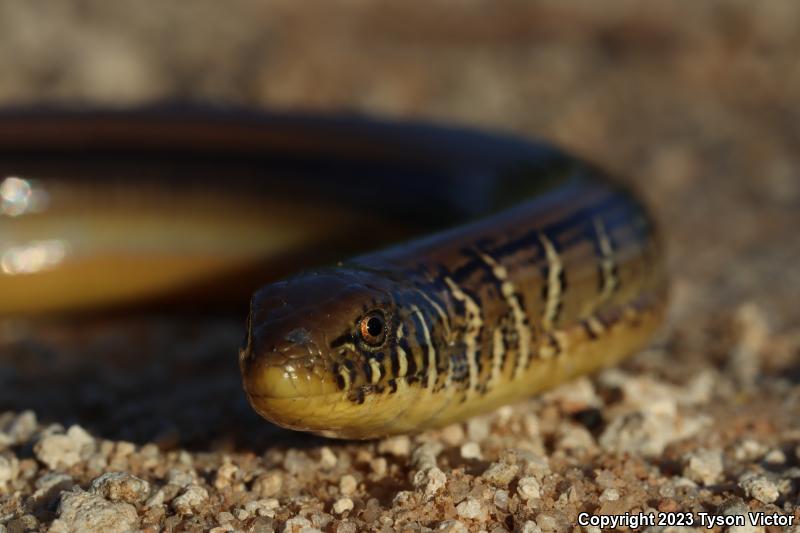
[240,171,667,439]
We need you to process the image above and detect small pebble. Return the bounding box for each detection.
[556,423,596,451]
[493,489,509,510]
[144,489,165,508]
[438,519,469,532]
[466,417,490,442]
[536,515,558,532]
[679,370,716,406]
[245,498,279,518]
[282,450,313,474]
[34,425,96,469]
[166,469,196,488]
[319,447,338,469]
[336,522,357,533]
[723,501,762,533]
[682,449,724,486]
[392,490,416,507]
[739,473,779,504]
[6,514,37,532]
[599,487,619,502]
[0,451,19,490]
[517,477,541,500]
[481,461,519,486]
[214,460,240,489]
[113,441,136,458]
[139,443,159,458]
[175,449,191,465]
[730,303,768,387]
[595,469,617,488]
[370,457,387,476]
[545,377,602,412]
[496,405,515,424]
[413,466,446,499]
[519,521,542,533]
[460,442,482,460]
[378,435,411,457]
[411,442,442,471]
[90,472,150,504]
[312,510,333,529]
[283,516,313,533]
[98,440,114,460]
[0,411,37,448]
[138,448,161,472]
[440,424,465,446]
[735,439,767,462]
[764,449,786,464]
[253,471,283,498]
[339,474,357,496]
[523,414,541,439]
[172,484,210,515]
[456,497,487,521]
[561,485,580,504]
[599,407,709,457]
[332,497,353,515]
[52,488,138,533]
[354,449,371,464]
[518,454,550,479]
[32,472,74,506]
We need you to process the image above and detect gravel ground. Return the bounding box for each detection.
[2,1,800,532]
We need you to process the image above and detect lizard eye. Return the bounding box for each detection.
[358,311,387,348]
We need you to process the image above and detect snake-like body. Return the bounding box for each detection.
[0,109,667,439]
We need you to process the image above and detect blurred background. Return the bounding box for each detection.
[1,0,798,444]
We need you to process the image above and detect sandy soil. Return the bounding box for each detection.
[1,1,799,531]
